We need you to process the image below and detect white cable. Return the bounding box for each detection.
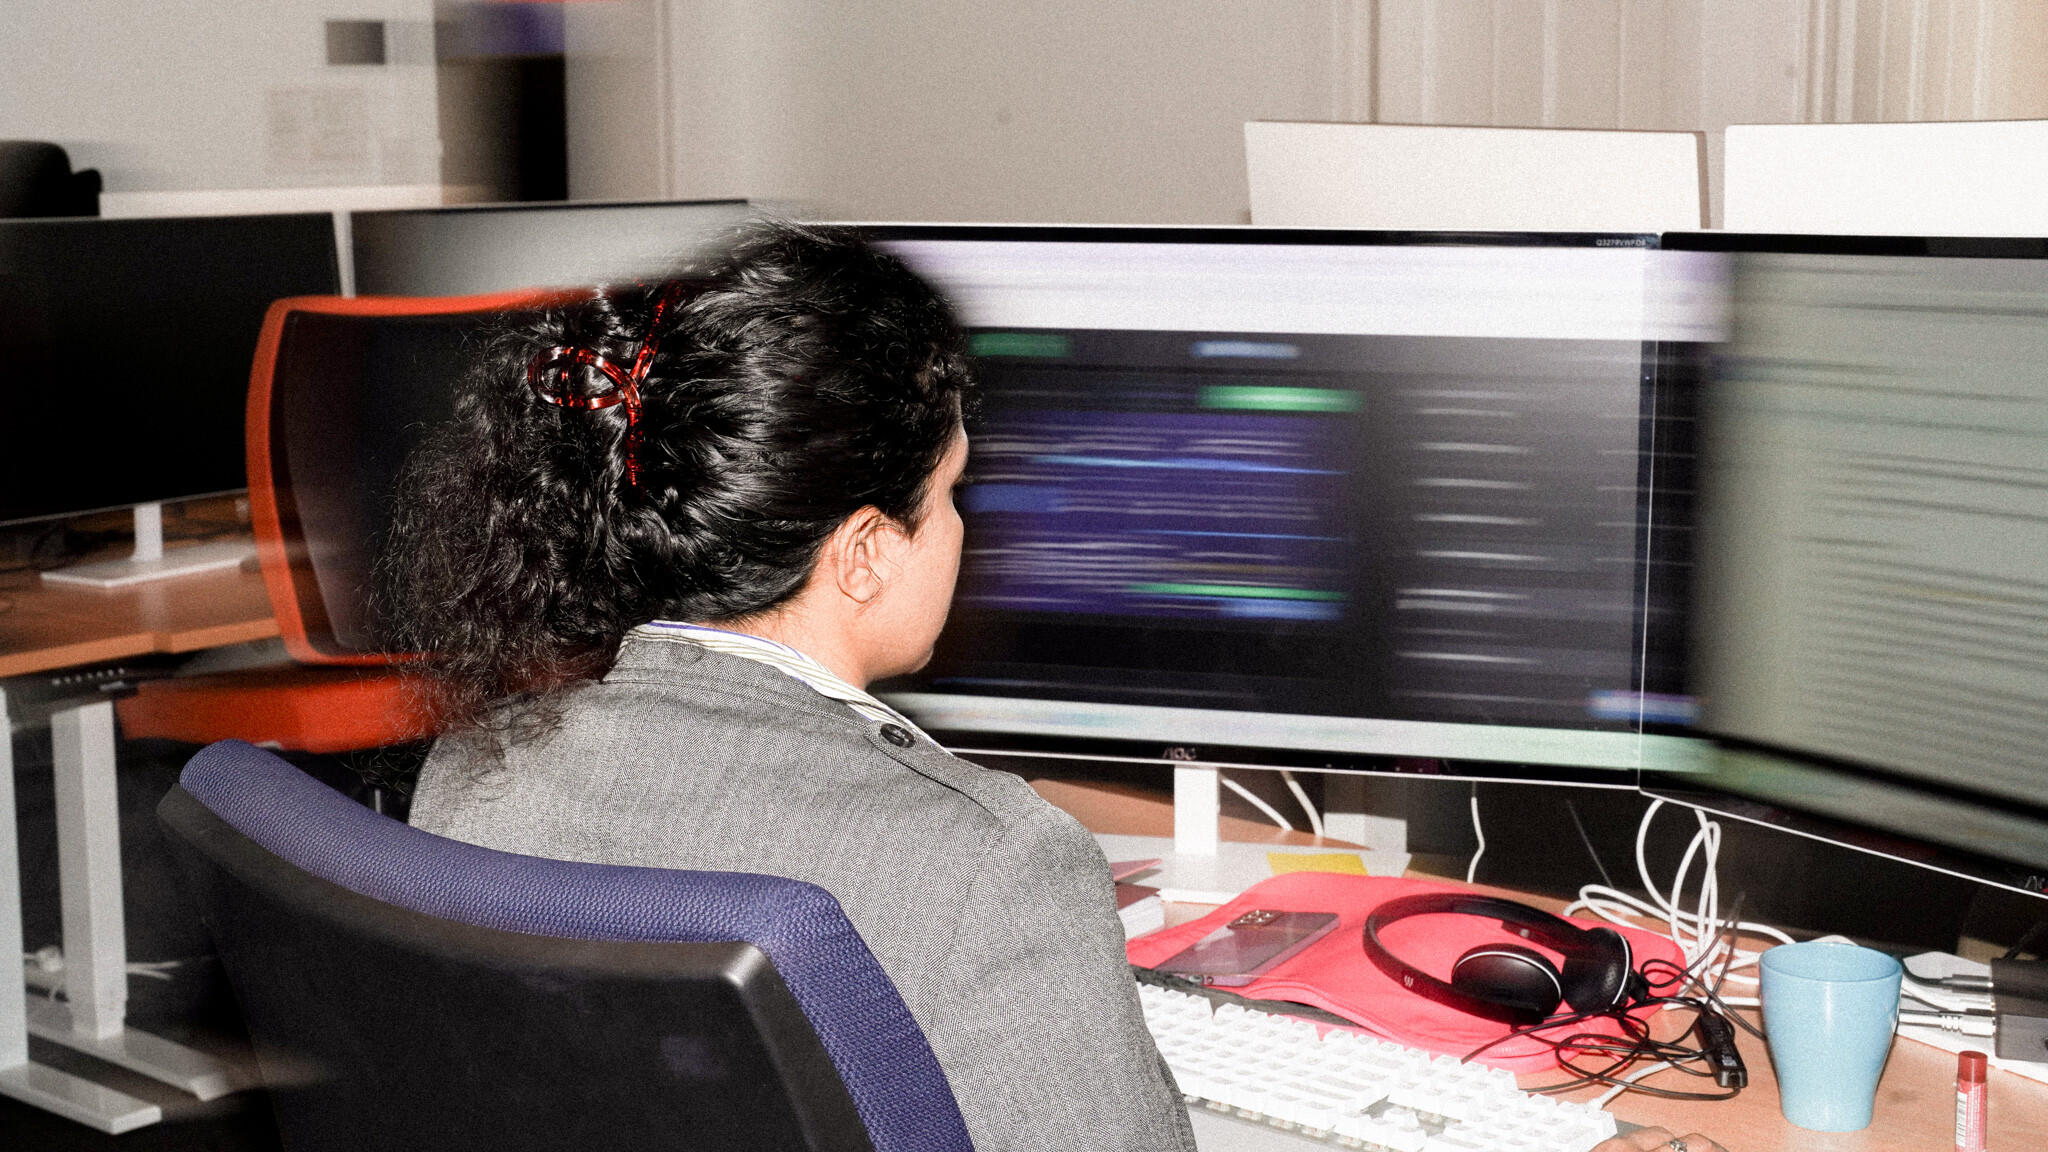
[1593,1059,1680,1108]
[127,960,181,982]
[1280,770,1325,839]
[24,947,182,996]
[1567,885,1792,951]
[1466,790,1486,884]
[1221,773,1294,832]
[1561,799,1795,994]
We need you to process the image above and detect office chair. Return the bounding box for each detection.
[0,140,101,217]
[118,291,562,752]
[157,739,974,1152]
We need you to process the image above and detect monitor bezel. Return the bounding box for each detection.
[1661,231,2048,258]
[1642,230,2048,892]
[867,223,1673,786]
[863,222,1660,248]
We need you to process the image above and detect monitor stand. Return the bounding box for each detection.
[1095,768,1410,903]
[39,503,256,590]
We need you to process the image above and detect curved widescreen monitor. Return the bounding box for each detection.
[871,226,1715,785]
[1650,233,2048,891]
[0,213,340,526]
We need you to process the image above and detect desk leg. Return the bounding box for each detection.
[27,699,252,1102]
[51,702,125,1040]
[0,688,162,1132]
[1174,766,1220,857]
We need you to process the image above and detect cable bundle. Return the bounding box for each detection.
[1223,776,1801,1103]
[1456,799,1798,1103]
[1562,799,1795,1007]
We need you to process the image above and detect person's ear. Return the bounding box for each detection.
[828,507,894,605]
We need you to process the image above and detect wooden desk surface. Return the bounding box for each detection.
[0,555,277,679]
[1033,777,2048,1151]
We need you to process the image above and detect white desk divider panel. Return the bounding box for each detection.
[1245,122,1705,233]
[1723,120,2048,236]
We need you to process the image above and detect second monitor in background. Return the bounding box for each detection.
[0,213,340,584]
[349,199,755,297]
[876,227,1717,785]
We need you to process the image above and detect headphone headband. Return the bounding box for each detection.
[1369,892,1592,947]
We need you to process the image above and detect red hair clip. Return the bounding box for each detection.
[527,281,689,490]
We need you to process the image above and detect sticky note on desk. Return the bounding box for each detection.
[1267,851,1368,876]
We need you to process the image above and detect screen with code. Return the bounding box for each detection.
[874,231,1714,777]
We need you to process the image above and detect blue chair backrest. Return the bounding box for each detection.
[178,739,972,1152]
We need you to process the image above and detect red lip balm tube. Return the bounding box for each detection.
[1955,1050,1987,1152]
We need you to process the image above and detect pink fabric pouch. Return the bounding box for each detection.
[1126,871,1684,1073]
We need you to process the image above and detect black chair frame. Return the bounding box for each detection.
[159,785,876,1152]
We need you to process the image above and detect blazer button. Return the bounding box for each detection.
[879,724,915,747]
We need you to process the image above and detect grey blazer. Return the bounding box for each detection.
[410,633,1197,1152]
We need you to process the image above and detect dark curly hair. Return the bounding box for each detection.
[378,222,973,748]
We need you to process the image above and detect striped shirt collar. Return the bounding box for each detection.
[628,620,932,743]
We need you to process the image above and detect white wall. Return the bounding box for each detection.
[29,2,2003,222]
[1370,1,2048,134]
[625,0,2048,228]
[0,0,440,194]
[565,0,670,202]
[1817,0,2048,122]
[10,3,2045,217]
[1369,0,2048,226]
[1373,1,1811,226]
[656,0,1372,224]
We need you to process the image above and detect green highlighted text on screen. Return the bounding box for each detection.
[1127,583,1345,601]
[971,332,1071,358]
[1200,386,1359,413]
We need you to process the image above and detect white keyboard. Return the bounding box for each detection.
[1140,982,1619,1152]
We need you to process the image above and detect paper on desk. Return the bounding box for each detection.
[1267,851,1368,876]
[1094,834,1410,905]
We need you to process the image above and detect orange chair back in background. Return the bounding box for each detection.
[120,290,568,753]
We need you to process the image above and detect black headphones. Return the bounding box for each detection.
[1361,893,1650,1026]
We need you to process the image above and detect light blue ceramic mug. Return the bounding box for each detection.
[1759,941,1902,1132]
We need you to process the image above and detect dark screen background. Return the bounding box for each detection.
[0,214,339,525]
[893,327,1659,734]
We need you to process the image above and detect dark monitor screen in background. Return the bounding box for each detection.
[1653,235,2048,885]
[349,199,754,296]
[876,228,1715,783]
[0,214,341,526]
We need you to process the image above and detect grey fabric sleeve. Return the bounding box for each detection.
[918,806,1197,1152]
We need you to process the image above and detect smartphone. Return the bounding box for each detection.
[1150,910,1340,987]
